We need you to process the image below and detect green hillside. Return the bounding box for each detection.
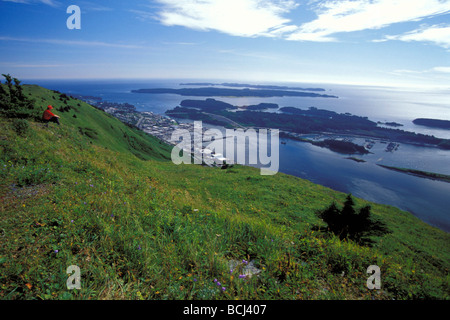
[22,84,172,161]
[0,78,449,300]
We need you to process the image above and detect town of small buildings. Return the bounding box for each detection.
[76,96,229,167]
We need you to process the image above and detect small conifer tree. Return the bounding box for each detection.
[318,194,389,244]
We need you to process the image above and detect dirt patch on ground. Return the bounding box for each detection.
[0,183,52,213]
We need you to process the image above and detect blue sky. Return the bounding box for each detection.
[1,0,449,87]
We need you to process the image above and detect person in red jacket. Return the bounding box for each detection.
[42,105,60,125]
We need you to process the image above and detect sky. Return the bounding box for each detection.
[0,0,449,87]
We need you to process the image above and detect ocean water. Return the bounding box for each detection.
[30,79,450,139]
[26,79,450,232]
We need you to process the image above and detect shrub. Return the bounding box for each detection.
[317,194,389,244]
[11,118,29,136]
[9,164,59,187]
[0,74,36,119]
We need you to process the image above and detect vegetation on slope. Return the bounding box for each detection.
[4,81,172,161]
[0,77,449,300]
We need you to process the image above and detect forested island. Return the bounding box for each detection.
[279,135,370,155]
[165,99,450,150]
[413,118,450,130]
[131,87,338,98]
[245,103,279,110]
[180,98,237,111]
[179,82,327,92]
[312,139,369,155]
[377,121,403,127]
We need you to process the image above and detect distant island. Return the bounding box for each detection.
[166,99,450,151]
[286,136,370,155]
[413,118,450,130]
[131,87,338,98]
[180,99,279,111]
[346,157,367,163]
[377,165,450,183]
[244,103,279,110]
[179,82,327,92]
[180,98,237,111]
[377,121,403,127]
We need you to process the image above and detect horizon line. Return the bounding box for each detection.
[16,76,450,91]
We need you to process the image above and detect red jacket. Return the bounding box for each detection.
[42,106,56,120]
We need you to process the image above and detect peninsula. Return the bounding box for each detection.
[165,99,450,150]
[131,87,338,98]
[179,82,327,92]
[377,165,450,183]
[413,118,450,130]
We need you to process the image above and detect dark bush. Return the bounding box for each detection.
[0,74,36,119]
[317,194,389,245]
[11,118,29,136]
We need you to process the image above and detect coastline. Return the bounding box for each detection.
[70,92,450,232]
[78,92,450,174]
[376,164,450,183]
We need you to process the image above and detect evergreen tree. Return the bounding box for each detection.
[0,74,35,118]
[317,194,389,244]
[318,202,341,234]
[340,194,356,237]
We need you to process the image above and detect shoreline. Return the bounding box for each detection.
[376,164,450,183]
[72,93,450,231]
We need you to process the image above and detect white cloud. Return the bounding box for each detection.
[2,0,29,3]
[76,1,113,12]
[152,0,450,48]
[381,24,450,49]
[391,69,423,74]
[432,66,450,73]
[154,0,298,37]
[288,0,450,41]
[0,36,143,49]
[162,41,201,46]
[390,66,450,75]
[39,0,58,6]
[1,0,60,7]
[129,9,158,22]
[217,48,279,60]
[1,63,65,68]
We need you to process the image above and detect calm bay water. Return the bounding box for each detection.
[276,139,450,232]
[26,79,450,232]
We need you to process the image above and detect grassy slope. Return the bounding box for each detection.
[24,84,172,161]
[0,84,448,300]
